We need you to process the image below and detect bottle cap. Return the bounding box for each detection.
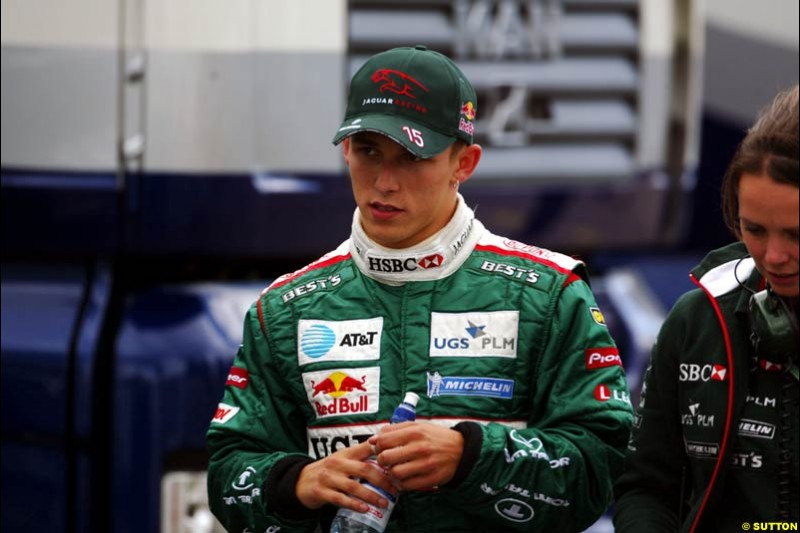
[402,392,420,407]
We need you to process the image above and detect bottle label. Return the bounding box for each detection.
[337,460,396,530]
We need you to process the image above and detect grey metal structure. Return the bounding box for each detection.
[348,0,704,250]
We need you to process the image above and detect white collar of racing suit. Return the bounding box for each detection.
[349,194,485,286]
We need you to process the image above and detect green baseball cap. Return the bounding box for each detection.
[332,45,477,158]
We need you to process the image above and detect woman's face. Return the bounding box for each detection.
[738,172,799,297]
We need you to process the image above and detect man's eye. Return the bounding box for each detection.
[743,226,764,235]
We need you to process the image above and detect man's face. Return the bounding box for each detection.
[343,132,464,249]
[738,172,799,297]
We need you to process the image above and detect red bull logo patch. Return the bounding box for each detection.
[461,101,476,121]
[302,367,380,419]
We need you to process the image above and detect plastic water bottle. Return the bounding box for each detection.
[330,392,420,533]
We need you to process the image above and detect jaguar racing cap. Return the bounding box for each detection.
[332,45,477,158]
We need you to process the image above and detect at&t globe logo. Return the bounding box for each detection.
[301,324,336,358]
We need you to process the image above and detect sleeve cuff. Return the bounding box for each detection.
[442,421,483,489]
[264,455,317,520]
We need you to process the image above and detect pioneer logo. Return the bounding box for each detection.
[585,347,622,370]
[367,254,444,273]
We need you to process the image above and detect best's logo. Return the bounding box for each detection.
[302,367,380,419]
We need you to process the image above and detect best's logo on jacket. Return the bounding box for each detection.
[302,367,381,419]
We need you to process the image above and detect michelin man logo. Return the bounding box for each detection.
[427,370,443,397]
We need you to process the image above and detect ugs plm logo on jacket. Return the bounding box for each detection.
[429,311,519,358]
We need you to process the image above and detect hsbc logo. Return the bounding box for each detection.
[418,254,444,268]
[585,347,622,370]
[679,364,728,382]
[367,254,444,273]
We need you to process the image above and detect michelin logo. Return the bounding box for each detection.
[427,371,514,399]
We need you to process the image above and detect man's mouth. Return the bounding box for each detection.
[371,202,401,213]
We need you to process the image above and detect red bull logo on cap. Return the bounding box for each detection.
[302,367,380,419]
[461,101,476,120]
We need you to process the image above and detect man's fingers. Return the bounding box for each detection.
[345,440,379,461]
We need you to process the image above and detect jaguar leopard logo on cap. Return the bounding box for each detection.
[332,45,478,159]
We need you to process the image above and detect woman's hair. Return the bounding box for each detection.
[720,85,799,237]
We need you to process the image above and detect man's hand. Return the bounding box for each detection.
[295,440,397,513]
[370,422,465,491]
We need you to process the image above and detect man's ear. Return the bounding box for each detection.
[454,143,482,186]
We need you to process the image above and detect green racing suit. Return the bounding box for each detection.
[207,197,633,532]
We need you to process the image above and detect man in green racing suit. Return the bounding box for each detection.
[207,45,633,533]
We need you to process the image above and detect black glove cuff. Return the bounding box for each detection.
[265,455,317,519]
[443,421,483,489]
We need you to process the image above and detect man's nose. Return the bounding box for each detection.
[374,162,400,192]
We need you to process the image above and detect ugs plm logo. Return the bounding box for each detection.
[430,311,519,358]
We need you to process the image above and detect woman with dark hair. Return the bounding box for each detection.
[614,85,799,532]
